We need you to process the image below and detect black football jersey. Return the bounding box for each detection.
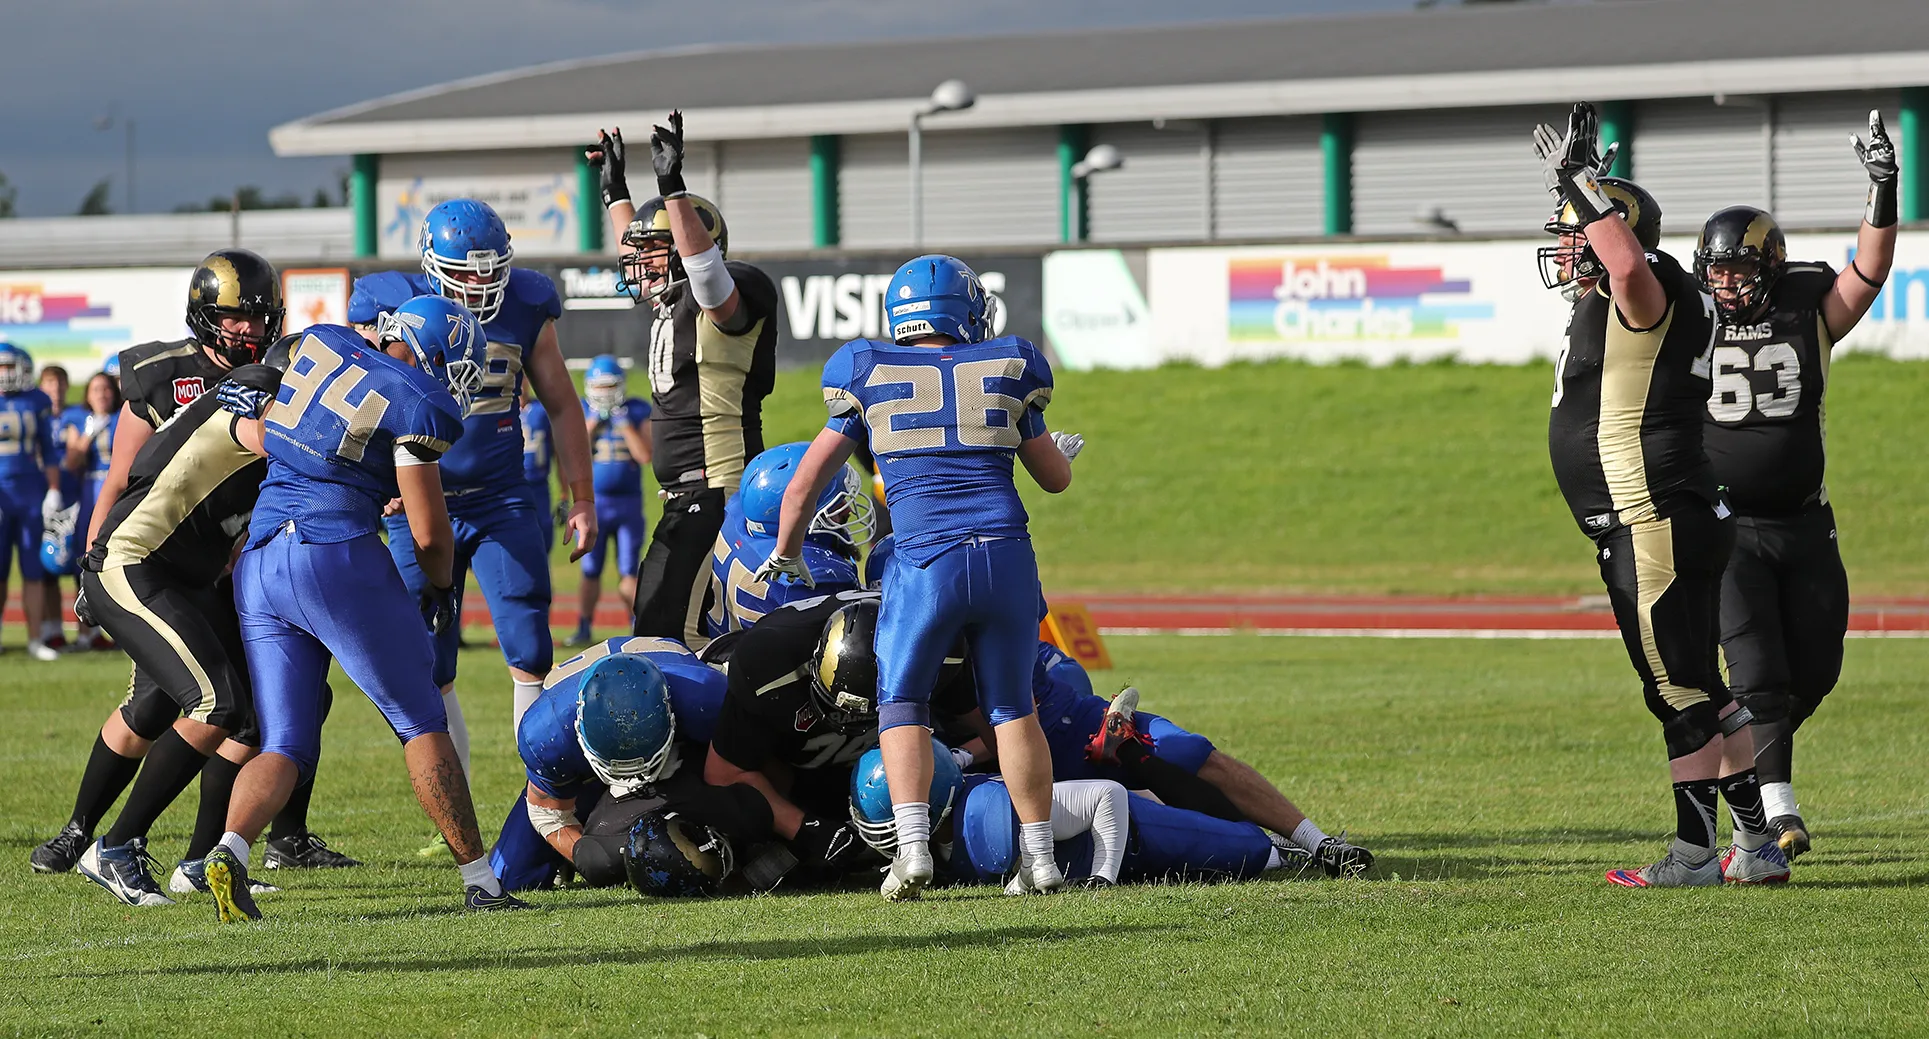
[645,261,778,493]
[1548,250,1721,537]
[117,338,227,430]
[85,365,280,585]
[710,589,973,774]
[1703,263,1835,515]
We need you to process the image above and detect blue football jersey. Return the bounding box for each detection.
[585,396,651,496]
[821,336,1052,565]
[348,268,561,494]
[520,400,551,486]
[519,636,728,798]
[250,324,466,545]
[85,410,117,488]
[700,509,858,639]
[53,404,88,499]
[0,389,55,484]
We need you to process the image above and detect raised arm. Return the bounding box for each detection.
[1824,110,1901,340]
[649,112,744,329]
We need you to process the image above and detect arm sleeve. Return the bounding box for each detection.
[713,264,776,337]
[820,345,865,438]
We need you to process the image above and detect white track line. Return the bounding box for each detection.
[1101,627,1929,640]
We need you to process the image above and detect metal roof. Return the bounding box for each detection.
[272,0,1929,156]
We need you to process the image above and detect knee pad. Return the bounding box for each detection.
[571,833,629,888]
[1732,690,1787,725]
[1718,705,1755,736]
[878,702,932,731]
[1660,701,1721,760]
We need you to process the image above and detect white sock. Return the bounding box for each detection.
[1266,848,1286,870]
[442,689,472,781]
[511,680,543,739]
[1760,781,1799,821]
[40,619,60,641]
[1019,820,1056,869]
[458,854,502,895]
[1290,818,1331,854]
[892,802,931,851]
[218,831,251,868]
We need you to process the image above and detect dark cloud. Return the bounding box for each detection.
[0,0,1415,216]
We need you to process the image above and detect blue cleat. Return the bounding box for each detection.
[465,885,534,912]
[76,838,175,907]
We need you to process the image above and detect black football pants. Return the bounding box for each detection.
[632,487,727,646]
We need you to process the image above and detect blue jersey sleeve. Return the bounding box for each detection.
[397,387,466,460]
[625,398,651,424]
[347,271,425,324]
[508,268,563,323]
[518,683,593,800]
[651,651,728,746]
[820,343,864,438]
[1015,340,1054,441]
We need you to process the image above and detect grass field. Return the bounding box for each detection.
[7,635,1929,1037]
[557,356,1929,601]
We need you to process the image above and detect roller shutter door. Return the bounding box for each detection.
[1352,104,1567,236]
[1632,98,1768,233]
[838,133,911,249]
[717,138,812,252]
[1212,116,1324,240]
[919,128,1060,247]
[1085,122,1210,243]
[1772,90,1900,229]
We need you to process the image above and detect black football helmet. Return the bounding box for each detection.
[186,249,285,366]
[812,599,880,733]
[617,194,728,304]
[1537,177,1662,301]
[623,808,736,898]
[1694,205,1787,324]
[261,333,301,373]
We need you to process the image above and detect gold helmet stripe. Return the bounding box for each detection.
[818,611,846,691]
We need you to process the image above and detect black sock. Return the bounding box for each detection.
[67,735,143,835]
[269,775,317,841]
[1719,768,1770,837]
[102,730,210,848]
[1671,779,1720,851]
[1116,741,1243,821]
[1751,718,1793,786]
[186,755,244,860]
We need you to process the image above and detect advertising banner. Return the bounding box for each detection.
[282,268,350,334]
[0,267,193,376]
[376,174,581,259]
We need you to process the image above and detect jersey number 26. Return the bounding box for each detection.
[862,358,1030,455]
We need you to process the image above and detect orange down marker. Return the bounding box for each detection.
[1040,602,1112,670]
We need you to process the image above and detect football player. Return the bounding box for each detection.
[59,369,120,650]
[39,364,79,651]
[206,304,526,921]
[1692,112,1900,861]
[587,116,780,643]
[569,354,652,647]
[699,442,865,642]
[0,343,62,661]
[349,199,596,767]
[490,638,773,892]
[519,393,557,555]
[757,254,1083,900]
[1535,104,1781,887]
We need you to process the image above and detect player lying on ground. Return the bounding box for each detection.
[1691,110,1899,862]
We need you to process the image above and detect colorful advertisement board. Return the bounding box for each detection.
[0,268,193,376]
[376,174,581,259]
[282,268,350,334]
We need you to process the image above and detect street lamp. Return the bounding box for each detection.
[93,111,136,214]
[909,78,974,247]
[1067,144,1125,242]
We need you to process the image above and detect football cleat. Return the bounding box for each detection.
[29,822,89,874]
[1771,814,1811,861]
[1721,841,1792,885]
[1085,687,1147,765]
[264,831,362,869]
[1605,842,1723,888]
[204,848,262,922]
[170,858,282,896]
[25,640,59,662]
[1313,834,1375,878]
[76,838,176,907]
[880,842,935,902]
[1264,832,1318,876]
[564,626,595,648]
[466,885,534,912]
[1003,855,1067,896]
[417,832,450,859]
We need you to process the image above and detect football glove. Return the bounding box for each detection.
[588,128,630,208]
[1533,103,1614,223]
[1852,109,1899,228]
[419,584,459,636]
[41,490,63,524]
[73,584,97,627]
[791,817,862,869]
[753,551,814,588]
[1051,431,1084,462]
[215,380,275,420]
[82,413,110,440]
[650,110,688,197]
[554,500,569,529]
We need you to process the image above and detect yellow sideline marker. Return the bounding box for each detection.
[1041,602,1112,670]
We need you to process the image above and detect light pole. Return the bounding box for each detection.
[909,78,974,248]
[93,111,136,214]
[1067,144,1124,242]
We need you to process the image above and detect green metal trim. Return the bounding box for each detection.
[1902,87,1928,223]
[1059,124,1087,242]
[575,147,603,253]
[1321,113,1352,236]
[1596,100,1633,179]
[351,153,379,258]
[811,135,840,248]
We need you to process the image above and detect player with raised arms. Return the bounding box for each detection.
[756,255,1084,901]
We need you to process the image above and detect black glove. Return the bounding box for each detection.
[790,816,862,869]
[1533,102,1614,224]
[650,110,687,198]
[1852,110,1899,228]
[73,583,97,628]
[214,380,274,420]
[588,128,630,208]
[553,500,569,529]
[419,583,459,636]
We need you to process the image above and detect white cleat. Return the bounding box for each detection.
[26,640,60,663]
[1721,841,1792,885]
[880,842,935,902]
[1004,855,1067,895]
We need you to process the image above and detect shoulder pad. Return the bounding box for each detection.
[507,268,562,319]
[347,271,423,323]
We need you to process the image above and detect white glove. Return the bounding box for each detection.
[753,551,815,588]
[82,414,109,439]
[1051,431,1084,462]
[949,746,977,771]
[41,490,63,523]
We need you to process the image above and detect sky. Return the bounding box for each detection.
[0,0,1425,218]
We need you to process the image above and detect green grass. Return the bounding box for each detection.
[6,635,1929,1036]
[564,356,1929,600]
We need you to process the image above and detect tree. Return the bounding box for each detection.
[0,169,15,218]
[76,179,113,216]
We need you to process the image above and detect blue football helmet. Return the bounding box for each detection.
[885,255,995,345]
[848,737,965,856]
[584,354,625,418]
[0,343,34,394]
[376,295,488,417]
[574,653,677,790]
[419,199,514,323]
[39,501,80,576]
[738,442,876,550]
